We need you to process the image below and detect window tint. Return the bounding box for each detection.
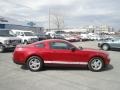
[50,42,72,50]
[35,43,45,48]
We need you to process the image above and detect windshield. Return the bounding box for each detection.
[0,30,14,37]
[24,32,34,36]
[37,34,45,36]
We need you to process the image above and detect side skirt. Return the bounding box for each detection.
[44,61,88,67]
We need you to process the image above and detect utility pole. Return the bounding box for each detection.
[49,8,51,31]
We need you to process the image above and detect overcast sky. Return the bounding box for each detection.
[0,0,120,29]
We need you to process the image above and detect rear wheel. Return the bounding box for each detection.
[102,44,109,51]
[26,56,43,72]
[88,57,104,72]
[0,45,4,53]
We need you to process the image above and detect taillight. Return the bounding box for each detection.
[15,45,27,51]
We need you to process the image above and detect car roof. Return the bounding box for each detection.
[33,39,70,44]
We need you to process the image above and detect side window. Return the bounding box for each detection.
[50,42,70,50]
[35,43,45,48]
[21,32,24,36]
[16,32,20,36]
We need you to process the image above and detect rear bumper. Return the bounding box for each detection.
[13,58,25,65]
[13,50,27,65]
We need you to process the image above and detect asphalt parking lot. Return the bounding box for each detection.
[0,41,120,90]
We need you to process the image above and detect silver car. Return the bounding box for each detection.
[98,38,120,50]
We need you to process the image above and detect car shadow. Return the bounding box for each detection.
[44,66,89,71]
[2,49,14,53]
[103,64,114,71]
[21,64,113,72]
[21,65,89,71]
[21,65,29,70]
[110,48,120,52]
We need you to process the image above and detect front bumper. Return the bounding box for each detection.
[3,40,22,49]
[27,39,38,44]
[4,44,16,48]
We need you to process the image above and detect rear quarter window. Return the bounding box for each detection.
[35,43,45,48]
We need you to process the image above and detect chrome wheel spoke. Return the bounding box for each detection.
[29,58,41,70]
[91,59,102,70]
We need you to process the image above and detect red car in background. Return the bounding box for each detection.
[13,39,110,72]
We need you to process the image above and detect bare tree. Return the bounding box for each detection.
[51,10,65,30]
[27,21,36,27]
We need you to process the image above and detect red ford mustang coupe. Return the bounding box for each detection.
[13,39,110,72]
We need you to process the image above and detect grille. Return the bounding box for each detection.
[31,38,38,42]
[9,40,21,45]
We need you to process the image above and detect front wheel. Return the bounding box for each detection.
[26,56,44,72]
[88,57,104,72]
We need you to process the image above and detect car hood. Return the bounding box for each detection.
[17,36,38,39]
[25,36,38,38]
[0,37,21,40]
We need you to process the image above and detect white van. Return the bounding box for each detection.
[10,30,38,44]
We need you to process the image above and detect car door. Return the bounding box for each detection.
[110,39,120,48]
[114,39,120,48]
[46,41,83,64]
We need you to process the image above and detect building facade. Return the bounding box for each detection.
[0,16,44,33]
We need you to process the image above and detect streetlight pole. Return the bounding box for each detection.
[49,8,51,31]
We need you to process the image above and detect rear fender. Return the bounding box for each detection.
[25,54,44,64]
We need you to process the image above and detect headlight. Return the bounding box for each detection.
[4,40,9,44]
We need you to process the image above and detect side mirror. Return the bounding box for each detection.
[70,47,76,52]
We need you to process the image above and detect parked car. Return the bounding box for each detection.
[45,31,55,38]
[36,34,47,41]
[53,34,64,39]
[98,37,120,50]
[64,35,76,42]
[13,39,110,72]
[10,30,38,44]
[0,30,21,52]
[80,33,89,41]
[72,34,82,42]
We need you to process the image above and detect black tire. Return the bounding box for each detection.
[88,57,104,72]
[0,45,5,53]
[102,44,109,51]
[26,56,44,72]
[24,40,28,44]
[80,39,83,42]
